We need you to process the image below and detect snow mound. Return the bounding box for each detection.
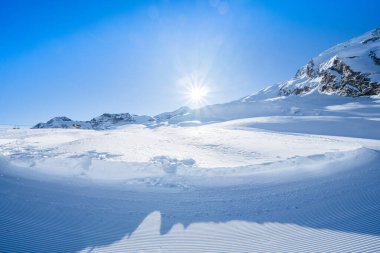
[151,156,196,174]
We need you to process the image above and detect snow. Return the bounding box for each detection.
[154,106,191,122]
[1,119,374,179]
[82,211,380,253]
[316,28,380,75]
[166,90,380,125]
[1,112,380,252]
[78,212,379,252]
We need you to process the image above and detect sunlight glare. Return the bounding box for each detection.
[188,85,208,103]
[179,72,210,107]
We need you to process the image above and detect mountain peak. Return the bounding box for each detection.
[279,29,380,97]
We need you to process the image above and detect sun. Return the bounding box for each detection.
[188,85,208,103]
[178,72,210,107]
[185,83,209,107]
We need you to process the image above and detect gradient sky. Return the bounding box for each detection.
[1,0,380,125]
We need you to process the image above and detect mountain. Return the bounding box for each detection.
[33,113,154,130]
[33,117,92,129]
[89,113,154,129]
[33,28,380,129]
[165,28,380,124]
[154,106,191,122]
[279,28,380,96]
[33,106,192,129]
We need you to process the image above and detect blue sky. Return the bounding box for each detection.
[1,0,380,125]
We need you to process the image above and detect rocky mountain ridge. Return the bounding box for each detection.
[33,113,154,130]
[32,109,191,129]
[279,28,380,96]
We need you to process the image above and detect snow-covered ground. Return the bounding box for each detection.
[1,115,379,183]
[1,111,380,252]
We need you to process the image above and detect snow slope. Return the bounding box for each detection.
[166,92,380,126]
[1,115,380,252]
[2,118,379,180]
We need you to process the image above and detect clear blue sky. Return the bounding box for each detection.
[1,0,379,125]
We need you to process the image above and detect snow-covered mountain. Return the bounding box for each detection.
[33,107,192,129]
[33,113,154,130]
[33,28,380,129]
[89,113,154,129]
[280,28,380,96]
[166,28,380,124]
[33,116,92,129]
[154,106,191,122]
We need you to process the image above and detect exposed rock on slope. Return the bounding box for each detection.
[89,113,154,129]
[33,117,91,129]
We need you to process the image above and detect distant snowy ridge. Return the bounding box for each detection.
[33,113,154,130]
[32,108,193,129]
[33,28,380,129]
[154,106,191,122]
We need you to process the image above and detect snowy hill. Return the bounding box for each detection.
[32,28,380,129]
